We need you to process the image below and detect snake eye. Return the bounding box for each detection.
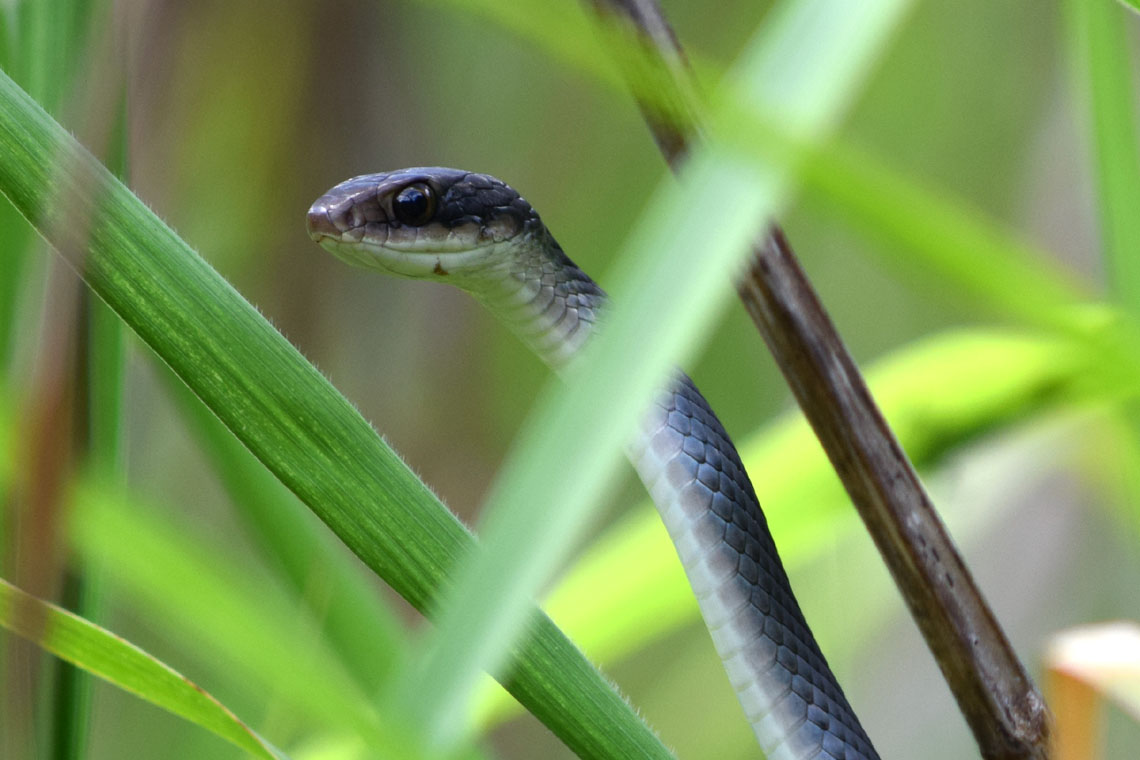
[392,182,436,226]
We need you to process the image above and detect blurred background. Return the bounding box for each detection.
[2,0,1139,758]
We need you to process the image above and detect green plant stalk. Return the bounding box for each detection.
[163,371,408,696]
[1067,0,1140,314]
[0,8,22,371]
[52,78,131,760]
[0,203,31,371]
[0,66,670,760]
[0,576,289,760]
[70,482,398,748]
[7,1,121,757]
[66,477,491,760]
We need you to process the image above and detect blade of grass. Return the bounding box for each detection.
[399,0,914,750]
[0,65,670,760]
[710,99,1089,329]
[70,480,490,760]
[1067,0,1140,313]
[69,480,404,750]
[58,49,131,760]
[0,3,28,371]
[162,370,408,696]
[85,75,130,473]
[0,202,31,370]
[0,576,289,760]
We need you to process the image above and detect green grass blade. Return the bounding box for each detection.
[9,2,130,757]
[710,99,1088,328]
[0,65,669,760]
[0,576,289,760]
[58,54,131,760]
[69,481,398,748]
[0,0,27,370]
[796,135,1087,327]
[86,79,130,478]
[1119,0,1140,14]
[427,0,619,89]
[400,0,914,750]
[162,372,408,696]
[0,200,30,370]
[1066,0,1140,313]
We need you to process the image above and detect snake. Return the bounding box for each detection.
[307,167,880,760]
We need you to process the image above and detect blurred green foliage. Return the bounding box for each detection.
[2,1,1140,759]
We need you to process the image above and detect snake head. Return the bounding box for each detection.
[307,167,541,284]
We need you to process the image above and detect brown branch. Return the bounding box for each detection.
[738,230,1051,758]
[586,1,1053,757]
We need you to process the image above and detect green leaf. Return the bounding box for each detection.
[709,95,1088,330]
[1067,0,1140,313]
[162,372,409,697]
[0,65,668,759]
[69,482,394,747]
[1114,1,1140,20]
[0,576,287,760]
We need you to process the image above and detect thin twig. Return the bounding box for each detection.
[587,1,1053,757]
[738,230,1051,759]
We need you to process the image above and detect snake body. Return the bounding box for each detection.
[308,168,880,760]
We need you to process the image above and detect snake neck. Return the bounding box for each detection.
[470,232,607,369]
[452,219,880,759]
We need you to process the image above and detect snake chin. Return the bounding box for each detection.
[317,237,505,285]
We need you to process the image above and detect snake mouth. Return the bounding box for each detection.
[307,167,537,284]
[307,171,525,281]
[307,203,509,281]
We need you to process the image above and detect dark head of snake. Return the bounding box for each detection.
[308,168,605,365]
[307,167,556,288]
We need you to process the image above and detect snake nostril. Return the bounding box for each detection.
[305,204,341,241]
